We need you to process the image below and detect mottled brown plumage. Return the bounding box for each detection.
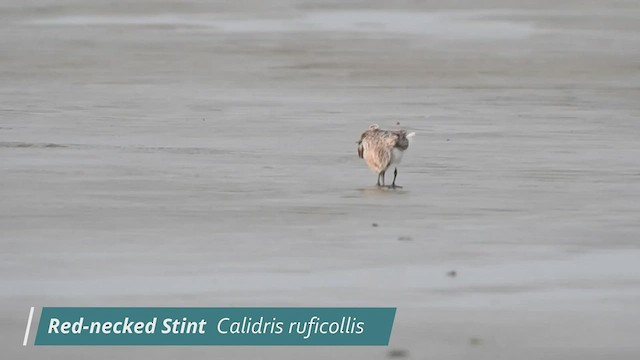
[357,124,414,188]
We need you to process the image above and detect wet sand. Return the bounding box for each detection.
[1,0,640,359]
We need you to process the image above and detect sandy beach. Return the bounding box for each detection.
[1,0,640,358]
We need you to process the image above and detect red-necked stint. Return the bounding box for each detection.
[357,124,415,188]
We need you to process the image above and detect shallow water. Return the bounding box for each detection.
[1,0,640,359]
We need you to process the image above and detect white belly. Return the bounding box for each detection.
[390,148,404,166]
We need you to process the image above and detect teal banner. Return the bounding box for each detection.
[34,307,396,346]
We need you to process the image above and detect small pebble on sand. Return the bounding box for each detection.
[388,349,409,358]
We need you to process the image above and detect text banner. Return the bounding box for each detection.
[34,307,396,346]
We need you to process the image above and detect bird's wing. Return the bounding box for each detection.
[371,143,392,170]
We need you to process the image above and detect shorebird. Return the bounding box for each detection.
[357,124,415,188]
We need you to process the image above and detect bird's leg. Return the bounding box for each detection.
[377,172,382,187]
[391,168,403,189]
[380,171,386,187]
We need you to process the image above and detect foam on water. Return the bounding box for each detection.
[28,11,538,40]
